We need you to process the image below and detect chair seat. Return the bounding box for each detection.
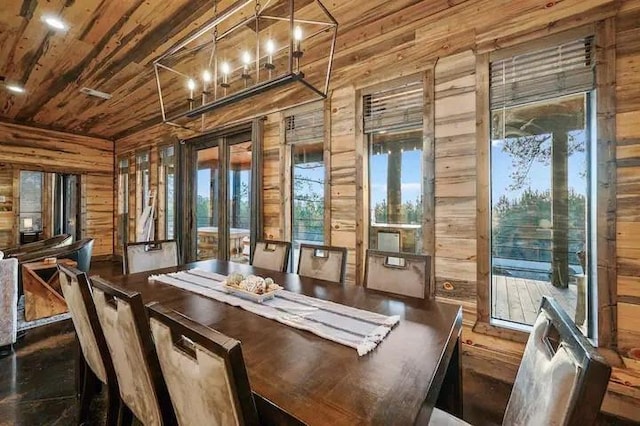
[429,408,470,426]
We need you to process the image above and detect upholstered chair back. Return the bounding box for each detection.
[364,250,431,299]
[251,240,291,272]
[124,240,179,274]
[58,266,108,384]
[148,303,260,426]
[90,277,175,425]
[503,297,611,426]
[297,244,347,284]
[0,258,18,347]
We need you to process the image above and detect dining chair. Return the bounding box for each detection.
[430,296,611,426]
[297,244,348,284]
[90,276,176,425]
[364,249,432,299]
[58,265,119,426]
[124,239,179,274]
[147,302,260,426]
[251,240,291,273]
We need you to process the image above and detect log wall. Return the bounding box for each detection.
[0,121,114,257]
[114,0,640,421]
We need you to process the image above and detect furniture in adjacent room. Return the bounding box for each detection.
[0,258,18,356]
[123,239,179,274]
[22,259,76,321]
[430,296,611,425]
[297,243,348,284]
[102,258,463,424]
[364,249,432,299]
[251,240,291,272]
[58,265,120,426]
[2,234,72,257]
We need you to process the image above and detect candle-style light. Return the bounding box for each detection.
[265,39,275,70]
[220,62,231,88]
[187,78,196,109]
[293,26,303,58]
[202,70,212,93]
[241,51,251,79]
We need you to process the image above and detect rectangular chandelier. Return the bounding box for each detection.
[153,0,337,130]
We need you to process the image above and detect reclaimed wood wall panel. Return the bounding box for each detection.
[615,0,640,365]
[263,114,283,240]
[109,0,640,421]
[0,167,14,247]
[434,50,477,302]
[0,121,114,256]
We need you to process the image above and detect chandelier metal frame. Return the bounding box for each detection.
[153,0,337,129]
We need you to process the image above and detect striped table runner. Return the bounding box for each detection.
[149,269,399,356]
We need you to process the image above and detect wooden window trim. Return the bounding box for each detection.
[474,20,617,348]
[356,70,435,287]
[280,101,330,246]
[157,143,177,240]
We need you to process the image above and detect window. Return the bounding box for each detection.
[117,158,129,246]
[285,107,325,270]
[489,37,595,333]
[159,146,176,240]
[136,151,151,241]
[19,171,43,232]
[364,79,424,254]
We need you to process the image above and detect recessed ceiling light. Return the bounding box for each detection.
[42,15,68,31]
[6,84,25,94]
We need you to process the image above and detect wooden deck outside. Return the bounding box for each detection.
[492,275,578,326]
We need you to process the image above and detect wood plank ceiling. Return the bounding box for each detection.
[0,0,466,140]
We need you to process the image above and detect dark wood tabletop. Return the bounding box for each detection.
[100,259,463,425]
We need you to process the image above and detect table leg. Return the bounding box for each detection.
[436,337,463,417]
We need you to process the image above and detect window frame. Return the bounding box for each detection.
[475,22,617,348]
[134,149,151,241]
[281,101,331,261]
[356,72,435,289]
[158,144,177,240]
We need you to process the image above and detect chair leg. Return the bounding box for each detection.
[105,381,120,426]
[117,399,134,426]
[78,364,99,425]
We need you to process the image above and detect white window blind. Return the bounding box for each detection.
[285,107,324,144]
[363,80,423,133]
[490,37,595,109]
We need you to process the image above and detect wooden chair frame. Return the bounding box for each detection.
[123,239,180,274]
[147,303,260,426]
[89,276,177,425]
[364,249,433,299]
[251,239,291,273]
[58,264,120,426]
[296,243,348,284]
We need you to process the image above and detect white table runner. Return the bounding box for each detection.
[148,269,400,356]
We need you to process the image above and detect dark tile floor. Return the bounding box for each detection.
[0,260,636,425]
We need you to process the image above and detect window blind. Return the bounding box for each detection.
[363,80,423,133]
[490,37,595,109]
[285,107,324,143]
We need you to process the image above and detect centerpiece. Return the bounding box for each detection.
[223,273,282,302]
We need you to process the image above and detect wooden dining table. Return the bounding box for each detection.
[104,259,463,425]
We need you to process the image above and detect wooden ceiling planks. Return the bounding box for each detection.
[0,0,474,139]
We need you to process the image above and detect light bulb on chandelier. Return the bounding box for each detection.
[293,26,303,58]
[220,62,231,88]
[241,51,252,79]
[265,39,276,70]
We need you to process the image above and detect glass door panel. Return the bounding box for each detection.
[196,146,220,260]
[291,142,325,270]
[228,141,252,263]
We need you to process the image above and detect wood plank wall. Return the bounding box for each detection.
[114,0,640,421]
[0,121,114,257]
